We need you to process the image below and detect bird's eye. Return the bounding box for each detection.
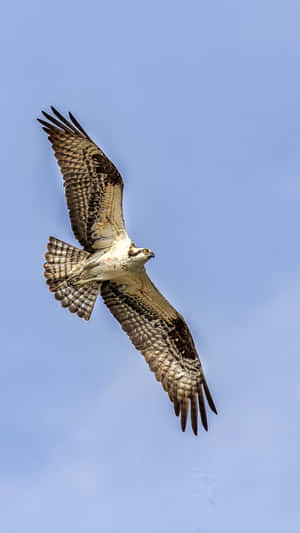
[143,249,148,253]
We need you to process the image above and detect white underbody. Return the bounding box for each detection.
[72,235,148,285]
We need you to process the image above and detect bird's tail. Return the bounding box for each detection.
[43,236,99,321]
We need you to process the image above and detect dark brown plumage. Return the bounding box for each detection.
[100,275,217,435]
[39,107,217,435]
[38,107,126,253]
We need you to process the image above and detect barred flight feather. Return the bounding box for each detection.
[44,236,99,321]
[38,107,126,253]
[100,277,217,435]
[39,107,218,436]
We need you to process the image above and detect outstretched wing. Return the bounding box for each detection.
[38,107,127,252]
[100,272,217,435]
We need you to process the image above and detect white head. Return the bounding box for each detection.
[128,244,155,268]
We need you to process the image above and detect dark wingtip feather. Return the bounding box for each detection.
[69,111,91,139]
[50,106,63,117]
[180,399,189,432]
[173,398,180,417]
[198,387,208,431]
[41,110,56,122]
[190,394,198,436]
[50,106,80,135]
[37,117,48,126]
[41,109,76,135]
[37,118,51,134]
[203,380,218,415]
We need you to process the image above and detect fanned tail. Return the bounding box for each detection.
[44,236,99,320]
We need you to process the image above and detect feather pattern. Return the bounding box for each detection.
[44,236,100,320]
[39,107,217,435]
[100,272,217,434]
[38,107,127,252]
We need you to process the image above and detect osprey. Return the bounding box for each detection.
[39,107,217,435]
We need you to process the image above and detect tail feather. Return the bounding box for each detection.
[44,236,99,321]
[54,279,99,320]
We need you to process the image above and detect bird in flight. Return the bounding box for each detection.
[38,107,217,435]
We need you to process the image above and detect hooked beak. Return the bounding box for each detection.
[149,250,155,259]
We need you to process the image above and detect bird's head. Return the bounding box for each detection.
[128,244,155,267]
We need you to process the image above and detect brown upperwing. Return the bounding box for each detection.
[38,107,127,252]
[100,270,217,435]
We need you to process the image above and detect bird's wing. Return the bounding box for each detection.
[38,107,127,252]
[100,271,217,435]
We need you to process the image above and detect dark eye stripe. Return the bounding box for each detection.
[128,244,141,257]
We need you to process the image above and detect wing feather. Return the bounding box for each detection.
[198,386,208,431]
[190,393,198,435]
[38,107,127,252]
[173,398,180,417]
[180,398,189,432]
[100,272,217,435]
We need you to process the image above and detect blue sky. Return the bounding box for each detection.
[1,1,300,531]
